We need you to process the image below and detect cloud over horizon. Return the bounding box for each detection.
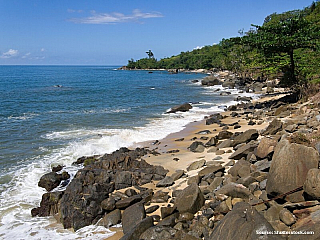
[0,49,19,59]
[68,9,163,24]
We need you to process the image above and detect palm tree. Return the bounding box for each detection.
[146,50,154,59]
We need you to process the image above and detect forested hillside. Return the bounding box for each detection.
[126,1,320,87]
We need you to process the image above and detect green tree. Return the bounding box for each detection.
[244,12,319,86]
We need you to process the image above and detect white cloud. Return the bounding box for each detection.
[193,46,204,50]
[0,49,19,59]
[22,52,31,59]
[41,48,45,52]
[33,56,45,60]
[68,9,83,13]
[69,9,163,24]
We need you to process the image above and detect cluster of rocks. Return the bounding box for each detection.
[201,71,278,95]
[116,94,320,239]
[32,91,320,239]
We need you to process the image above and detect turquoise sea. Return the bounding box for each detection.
[0,66,255,239]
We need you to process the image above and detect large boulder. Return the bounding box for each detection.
[188,141,205,153]
[303,168,320,200]
[205,113,223,125]
[31,191,63,217]
[229,142,257,160]
[215,183,252,200]
[120,216,154,240]
[232,129,259,146]
[115,195,142,209]
[216,130,233,140]
[266,139,319,202]
[209,202,282,240]
[205,137,218,147]
[174,184,204,214]
[255,137,278,159]
[167,103,192,113]
[198,164,225,178]
[228,159,251,178]
[201,77,222,86]
[289,206,320,240]
[187,159,206,171]
[122,202,146,234]
[156,176,174,187]
[38,172,63,192]
[115,171,132,190]
[222,79,236,89]
[98,209,121,228]
[262,119,283,136]
[140,226,177,239]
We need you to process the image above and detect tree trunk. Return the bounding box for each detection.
[289,49,296,83]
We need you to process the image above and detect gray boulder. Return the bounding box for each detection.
[31,191,63,217]
[205,137,218,147]
[229,142,257,160]
[215,183,252,200]
[232,129,259,146]
[198,164,225,178]
[140,226,177,239]
[266,139,319,202]
[115,171,132,190]
[201,77,222,86]
[205,113,223,125]
[288,206,320,240]
[216,130,233,140]
[217,139,232,148]
[38,172,63,192]
[263,119,282,136]
[170,170,185,181]
[115,195,142,209]
[120,216,154,240]
[122,202,146,234]
[188,141,205,153]
[156,176,174,187]
[222,79,236,89]
[174,184,205,214]
[304,168,320,200]
[167,103,192,113]
[187,159,206,171]
[145,205,159,214]
[255,137,278,159]
[98,209,121,228]
[209,202,281,240]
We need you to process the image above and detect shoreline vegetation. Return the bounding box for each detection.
[123,1,320,93]
[31,2,320,240]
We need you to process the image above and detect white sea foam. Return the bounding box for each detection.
[7,113,39,121]
[47,107,131,115]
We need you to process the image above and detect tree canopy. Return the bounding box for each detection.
[243,11,320,86]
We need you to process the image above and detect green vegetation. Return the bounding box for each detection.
[127,1,320,88]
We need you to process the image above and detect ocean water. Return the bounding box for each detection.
[0,66,256,239]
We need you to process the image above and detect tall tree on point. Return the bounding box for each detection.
[244,12,319,87]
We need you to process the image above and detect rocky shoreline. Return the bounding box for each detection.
[32,72,320,239]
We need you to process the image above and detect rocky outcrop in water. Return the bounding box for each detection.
[167,103,192,113]
[32,147,167,231]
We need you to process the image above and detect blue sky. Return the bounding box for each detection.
[0,0,314,65]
